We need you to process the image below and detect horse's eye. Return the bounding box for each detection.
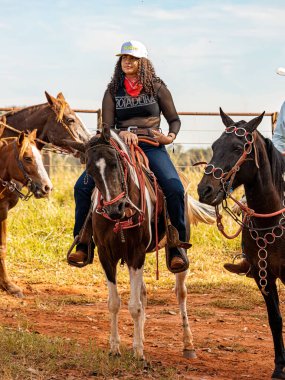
[24,156,33,163]
[234,146,243,152]
[66,117,75,124]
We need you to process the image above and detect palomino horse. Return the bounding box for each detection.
[68,126,198,360]
[0,91,90,153]
[0,131,53,298]
[198,109,285,379]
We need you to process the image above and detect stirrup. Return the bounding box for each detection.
[165,245,189,274]
[67,235,94,268]
[232,254,252,277]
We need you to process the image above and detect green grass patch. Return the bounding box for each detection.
[0,327,184,380]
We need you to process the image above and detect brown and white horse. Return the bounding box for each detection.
[0,131,53,297]
[69,126,197,360]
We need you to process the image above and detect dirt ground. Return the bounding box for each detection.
[0,282,279,380]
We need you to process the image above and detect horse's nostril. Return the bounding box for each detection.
[118,202,124,212]
[44,185,52,193]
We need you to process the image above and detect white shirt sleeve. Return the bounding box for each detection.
[272,101,285,153]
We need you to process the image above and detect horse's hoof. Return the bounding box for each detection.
[183,349,197,359]
[5,285,24,298]
[272,371,285,379]
[109,350,121,357]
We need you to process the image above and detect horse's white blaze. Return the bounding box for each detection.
[111,130,139,188]
[145,187,153,250]
[96,158,111,201]
[128,266,144,358]
[31,146,53,189]
[107,279,121,354]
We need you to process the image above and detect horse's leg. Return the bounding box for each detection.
[0,211,23,298]
[254,276,285,379]
[175,270,196,359]
[140,280,147,342]
[106,267,121,356]
[128,266,145,359]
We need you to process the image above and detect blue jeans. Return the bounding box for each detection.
[74,144,187,251]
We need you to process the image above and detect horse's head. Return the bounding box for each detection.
[5,131,53,199]
[45,91,90,157]
[68,126,128,220]
[197,108,265,206]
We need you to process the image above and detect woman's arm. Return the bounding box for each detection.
[152,83,181,145]
[102,90,116,128]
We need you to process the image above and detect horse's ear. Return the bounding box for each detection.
[18,132,25,146]
[102,125,110,142]
[220,108,235,127]
[45,91,58,106]
[57,92,66,101]
[245,112,265,133]
[29,129,37,141]
[62,140,86,153]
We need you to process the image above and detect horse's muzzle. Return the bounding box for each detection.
[31,183,53,199]
[197,182,224,206]
[105,201,126,220]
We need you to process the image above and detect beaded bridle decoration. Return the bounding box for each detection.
[204,125,285,294]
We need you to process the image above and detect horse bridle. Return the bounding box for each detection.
[203,126,285,294]
[0,141,39,201]
[204,125,255,194]
[89,138,146,238]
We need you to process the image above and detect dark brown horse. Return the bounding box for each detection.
[198,109,285,379]
[0,92,90,152]
[68,126,197,360]
[0,131,53,298]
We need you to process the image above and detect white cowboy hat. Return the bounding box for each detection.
[276,67,285,76]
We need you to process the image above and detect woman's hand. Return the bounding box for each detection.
[152,130,175,145]
[119,131,138,146]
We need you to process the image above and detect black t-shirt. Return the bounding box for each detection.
[102,81,181,135]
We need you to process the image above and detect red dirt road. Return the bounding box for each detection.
[0,283,278,379]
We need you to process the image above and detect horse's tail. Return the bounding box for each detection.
[178,170,215,225]
[187,194,216,225]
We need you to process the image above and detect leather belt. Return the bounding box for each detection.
[115,126,160,137]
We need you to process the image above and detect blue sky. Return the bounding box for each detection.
[1,0,285,146]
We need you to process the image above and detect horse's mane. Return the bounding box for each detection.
[259,132,285,196]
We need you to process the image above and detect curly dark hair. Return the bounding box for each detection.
[107,57,165,97]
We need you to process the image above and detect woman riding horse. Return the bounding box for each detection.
[70,40,190,272]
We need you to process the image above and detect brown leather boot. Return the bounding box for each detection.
[170,256,185,270]
[224,258,251,275]
[68,250,88,264]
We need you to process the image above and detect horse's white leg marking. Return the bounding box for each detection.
[107,279,121,355]
[140,281,147,342]
[96,158,111,201]
[31,146,53,189]
[128,266,145,359]
[175,270,195,352]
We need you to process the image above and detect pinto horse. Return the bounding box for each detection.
[0,131,53,298]
[198,109,285,379]
[68,126,197,360]
[0,91,90,154]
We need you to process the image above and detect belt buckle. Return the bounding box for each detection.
[127,126,138,133]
